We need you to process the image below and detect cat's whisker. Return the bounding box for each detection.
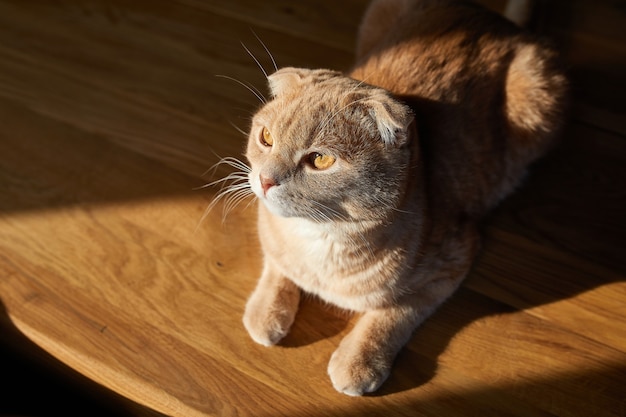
[304,201,333,224]
[241,41,269,79]
[336,77,371,109]
[215,74,266,104]
[195,173,249,191]
[196,174,248,196]
[202,156,252,178]
[350,71,376,90]
[211,179,251,199]
[242,194,259,211]
[229,121,250,138]
[220,156,252,173]
[312,208,332,224]
[251,30,278,74]
[219,156,250,169]
[366,194,402,214]
[195,155,254,230]
[309,200,348,222]
[203,150,243,176]
[391,207,415,215]
[222,188,256,223]
[197,180,254,230]
[211,169,250,183]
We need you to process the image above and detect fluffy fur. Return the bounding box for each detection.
[239,0,567,395]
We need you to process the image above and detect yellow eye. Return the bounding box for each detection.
[261,127,273,147]
[310,153,336,170]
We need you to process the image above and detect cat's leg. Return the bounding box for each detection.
[328,279,460,395]
[328,302,418,396]
[243,260,301,346]
[328,228,478,395]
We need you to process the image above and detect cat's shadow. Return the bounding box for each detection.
[283,236,624,397]
[280,295,353,348]
[278,272,508,395]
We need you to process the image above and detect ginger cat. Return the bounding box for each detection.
[239,0,567,395]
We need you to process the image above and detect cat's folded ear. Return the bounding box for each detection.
[268,67,307,97]
[365,94,415,147]
[267,67,342,97]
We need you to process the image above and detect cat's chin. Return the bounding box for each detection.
[260,199,335,224]
[259,198,296,219]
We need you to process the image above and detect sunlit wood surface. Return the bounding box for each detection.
[0,1,624,416]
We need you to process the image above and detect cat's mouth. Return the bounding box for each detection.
[261,192,353,224]
[255,184,300,218]
[257,191,287,217]
[250,174,290,217]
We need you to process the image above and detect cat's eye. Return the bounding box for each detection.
[260,127,273,147]
[310,153,336,170]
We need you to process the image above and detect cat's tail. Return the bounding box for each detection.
[504,40,569,161]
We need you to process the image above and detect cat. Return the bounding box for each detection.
[231,0,568,396]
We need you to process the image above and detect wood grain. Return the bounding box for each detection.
[0,0,624,416]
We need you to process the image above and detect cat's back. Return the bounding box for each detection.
[351,0,568,215]
[353,0,527,101]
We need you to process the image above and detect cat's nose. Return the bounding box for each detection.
[259,174,277,195]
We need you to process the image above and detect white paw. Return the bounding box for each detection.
[327,343,391,396]
[242,289,297,346]
[242,307,291,347]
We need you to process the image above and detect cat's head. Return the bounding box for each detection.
[246,67,416,223]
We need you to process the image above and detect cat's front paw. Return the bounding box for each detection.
[327,338,392,396]
[242,283,299,347]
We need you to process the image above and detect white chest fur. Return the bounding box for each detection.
[258,209,408,312]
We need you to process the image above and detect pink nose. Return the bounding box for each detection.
[260,174,276,195]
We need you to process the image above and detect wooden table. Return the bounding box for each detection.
[1,1,625,416]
